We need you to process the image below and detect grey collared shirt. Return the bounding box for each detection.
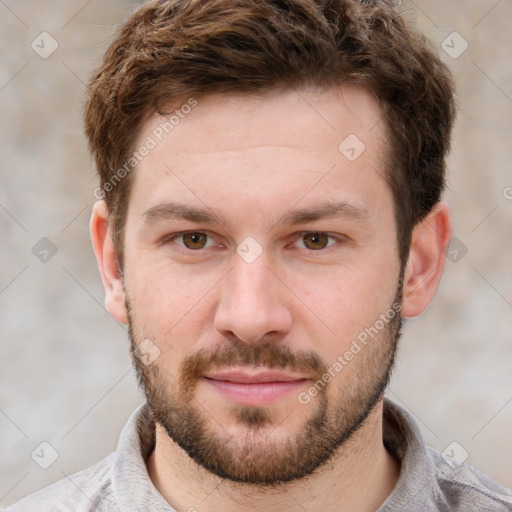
[4,398,512,511]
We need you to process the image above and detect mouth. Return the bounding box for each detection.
[202,369,311,406]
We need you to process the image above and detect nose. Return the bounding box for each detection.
[213,249,293,344]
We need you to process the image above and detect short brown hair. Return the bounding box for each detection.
[84,0,456,269]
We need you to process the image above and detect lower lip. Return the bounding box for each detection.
[203,378,309,406]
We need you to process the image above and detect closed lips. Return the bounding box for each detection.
[203,370,310,384]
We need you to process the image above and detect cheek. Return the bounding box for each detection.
[126,261,217,352]
[297,261,399,357]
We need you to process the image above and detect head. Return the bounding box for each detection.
[87,0,455,485]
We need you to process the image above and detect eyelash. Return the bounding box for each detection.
[161,231,344,253]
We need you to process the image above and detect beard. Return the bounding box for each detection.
[127,281,403,488]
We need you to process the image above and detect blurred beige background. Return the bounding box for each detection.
[1,0,511,507]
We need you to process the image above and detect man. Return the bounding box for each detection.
[6,0,512,511]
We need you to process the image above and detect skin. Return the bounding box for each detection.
[91,86,452,512]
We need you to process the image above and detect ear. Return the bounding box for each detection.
[90,200,129,324]
[401,202,452,318]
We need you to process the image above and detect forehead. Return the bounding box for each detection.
[141,86,386,155]
[127,86,391,226]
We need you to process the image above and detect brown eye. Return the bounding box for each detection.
[182,232,208,249]
[302,232,330,250]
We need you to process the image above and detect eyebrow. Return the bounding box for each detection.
[141,201,370,230]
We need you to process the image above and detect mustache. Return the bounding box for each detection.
[179,337,328,395]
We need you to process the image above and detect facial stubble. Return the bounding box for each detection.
[127,284,403,487]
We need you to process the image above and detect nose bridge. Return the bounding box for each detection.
[213,248,292,343]
[232,251,274,304]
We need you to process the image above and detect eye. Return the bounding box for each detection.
[293,232,341,251]
[162,231,343,253]
[163,231,216,250]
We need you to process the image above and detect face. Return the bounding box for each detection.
[122,86,404,485]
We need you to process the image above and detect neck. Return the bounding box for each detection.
[147,400,399,512]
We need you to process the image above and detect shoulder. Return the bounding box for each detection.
[3,452,118,512]
[381,399,512,511]
[427,446,512,511]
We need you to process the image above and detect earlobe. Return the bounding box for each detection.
[401,202,452,318]
[90,200,129,324]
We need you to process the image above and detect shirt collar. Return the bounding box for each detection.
[378,397,435,510]
[112,403,175,511]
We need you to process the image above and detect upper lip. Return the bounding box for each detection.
[203,370,309,384]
